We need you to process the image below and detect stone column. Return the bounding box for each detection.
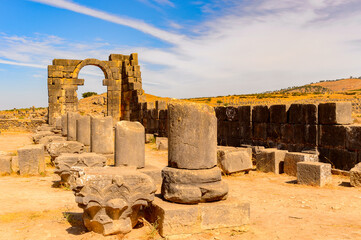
[161,101,228,204]
[77,115,91,146]
[61,114,68,137]
[91,116,114,154]
[67,112,80,141]
[115,121,145,168]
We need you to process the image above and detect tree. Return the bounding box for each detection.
[82,92,98,98]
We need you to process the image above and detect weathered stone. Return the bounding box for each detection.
[319,125,346,148]
[288,104,317,124]
[156,137,168,150]
[238,105,251,123]
[17,144,45,175]
[269,105,288,124]
[256,148,287,174]
[297,162,331,187]
[161,166,227,204]
[350,163,361,187]
[47,141,84,160]
[253,123,267,140]
[72,167,156,236]
[0,155,12,174]
[11,156,19,173]
[318,102,352,125]
[115,121,144,168]
[55,116,62,130]
[284,152,318,176]
[32,131,55,144]
[39,135,66,146]
[145,196,250,238]
[54,153,106,185]
[217,146,253,174]
[76,115,91,146]
[252,105,269,123]
[145,134,155,143]
[61,114,68,137]
[346,125,361,151]
[139,164,162,185]
[168,101,217,169]
[37,124,55,132]
[91,116,114,154]
[67,112,80,141]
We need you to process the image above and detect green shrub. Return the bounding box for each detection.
[82,92,98,98]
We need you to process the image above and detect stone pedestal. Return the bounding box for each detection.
[90,116,114,154]
[162,101,228,204]
[17,144,45,175]
[115,121,144,168]
[67,112,80,141]
[145,196,250,238]
[72,167,156,236]
[76,115,91,146]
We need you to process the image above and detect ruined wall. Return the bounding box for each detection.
[48,53,145,125]
[140,100,168,137]
[0,119,46,132]
[216,102,360,171]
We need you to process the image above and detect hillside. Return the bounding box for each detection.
[311,78,361,92]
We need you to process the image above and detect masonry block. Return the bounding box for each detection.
[350,163,361,187]
[256,148,287,174]
[346,125,361,151]
[319,125,347,148]
[0,156,12,175]
[284,152,318,176]
[252,105,269,123]
[238,106,251,123]
[217,146,253,174]
[253,123,267,140]
[267,123,282,141]
[225,107,239,121]
[17,145,45,175]
[318,102,352,125]
[297,162,331,187]
[270,105,288,123]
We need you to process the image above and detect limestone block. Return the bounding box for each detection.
[76,115,91,146]
[161,166,227,204]
[297,162,331,187]
[17,144,45,175]
[47,141,84,160]
[115,121,145,168]
[54,153,106,185]
[32,131,55,144]
[67,112,80,141]
[11,156,19,173]
[0,156,12,174]
[270,105,288,124]
[72,167,156,236]
[256,148,287,174]
[319,125,346,148]
[145,134,155,143]
[350,163,361,187]
[252,105,269,123]
[91,116,114,154]
[156,137,168,150]
[39,135,66,146]
[168,101,217,169]
[61,114,68,136]
[217,146,253,174]
[145,196,250,238]
[318,102,352,125]
[284,152,318,176]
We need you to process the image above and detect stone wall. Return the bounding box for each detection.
[140,100,168,137]
[48,53,145,125]
[216,102,359,171]
[0,119,46,132]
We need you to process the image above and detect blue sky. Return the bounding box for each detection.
[1,0,361,109]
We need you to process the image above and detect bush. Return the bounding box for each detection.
[82,92,98,98]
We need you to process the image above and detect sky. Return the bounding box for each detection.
[1,0,361,109]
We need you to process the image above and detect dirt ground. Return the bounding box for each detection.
[0,133,361,240]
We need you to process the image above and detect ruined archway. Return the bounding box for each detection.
[47,53,145,125]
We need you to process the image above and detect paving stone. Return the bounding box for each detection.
[217,146,253,174]
[17,144,45,175]
[318,102,352,125]
[297,162,331,187]
[284,152,318,176]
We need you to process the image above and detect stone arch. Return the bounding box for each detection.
[72,58,113,81]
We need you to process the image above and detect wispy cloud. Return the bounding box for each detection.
[30,0,184,44]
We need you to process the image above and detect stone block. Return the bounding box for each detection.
[32,131,55,144]
[320,125,347,148]
[297,162,332,187]
[318,102,352,125]
[215,107,226,121]
[76,115,91,146]
[55,116,62,130]
[156,100,167,110]
[67,112,80,141]
[284,152,318,176]
[0,155,12,175]
[217,146,253,174]
[145,133,155,143]
[61,114,68,136]
[17,144,45,175]
[252,105,269,123]
[168,101,217,170]
[267,123,282,140]
[269,105,288,123]
[11,156,19,173]
[47,141,84,160]
[72,167,156,236]
[253,123,267,140]
[115,121,145,168]
[156,137,168,150]
[238,106,251,123]
[37,124,55,132]
[145,196,250,238]
[90,116,114,154]
[281,124,293,143]
[39,135,66,146]
[139,164,162,185]
[305,125,318,146]
[302,104,318,124]
[256,148,287,174]
[328,148,357,171]
[225,107,239,121]
[346,125,361,151]
[350,163,361,187]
